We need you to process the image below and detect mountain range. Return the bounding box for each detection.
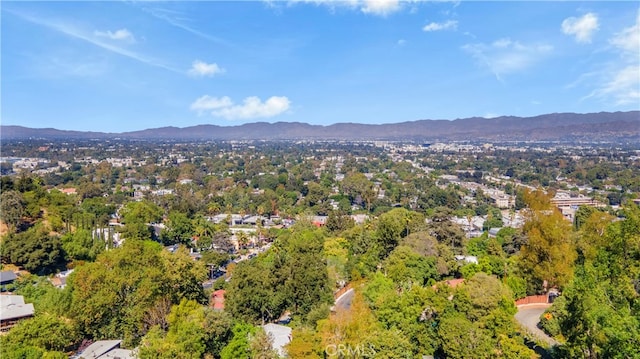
[2,111,638,142]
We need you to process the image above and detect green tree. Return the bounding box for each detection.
[438,313,494,359]
[139,299,233,359]
[0,190,25,231]
[0,223,65,275]
[400,231,438,257]
[551,207,640,358]
[14,275,71,316]
[383,246,438,287]
[120,200,163,225]
[277,228,332,316]
[61,228,104,262]
[376,208,415,257]
[556,264,640,358]
[324,236,350,288]
[226,260,283,324]
[220,323,257,359]
[428,207,465,250]
[69,240,207,346]
[368,282,447,356]
[438,273,533,358]
[325,210,355,233]
[341,172,373,209]
[161,211,195,246]
[0,313,79,354]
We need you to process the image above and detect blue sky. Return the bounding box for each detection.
[2,1,639,132]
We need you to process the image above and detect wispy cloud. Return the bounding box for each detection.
[94,28,135,43]
[462,38,553,81]
[284,0,407,17]
[609,11,640,55]
[41,56,109,78]
[188,60,225,77]
[141,6,231,47]
[561,13,599,43]
[423,20,458,32]
[190,95,291,120]
[9,9,180,73]
[584,11,640,106]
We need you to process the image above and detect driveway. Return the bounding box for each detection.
[514,304,559,347]
[334,288,354,311]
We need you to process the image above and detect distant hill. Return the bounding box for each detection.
[2,111,638,142]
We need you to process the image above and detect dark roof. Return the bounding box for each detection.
[0,271,17,284]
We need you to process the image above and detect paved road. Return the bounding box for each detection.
[334,288,355,311]
[515,305,559,347]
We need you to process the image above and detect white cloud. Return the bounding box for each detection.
[190,95,233,114]
[610,11,640,55]
[492,38,512,48]
[591,65,640,105]
[94,28,135,42]
[397,39,407,46]
[585,12,640,106]
[423,20,458,32]
[561,13,599,43]
[483,113,501,119]
[361,0,401,16]
[190,95,291,120]
[188,60,225,77]
[284,0,404,16]
[462,38,553,81]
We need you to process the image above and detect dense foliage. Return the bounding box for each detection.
[1,139,638,358]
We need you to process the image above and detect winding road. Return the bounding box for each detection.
[334,288,355,311]
[514,304,559,347]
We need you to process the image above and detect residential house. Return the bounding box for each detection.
[76,340,135,359]
[49,269,74,289]
[488,228,502,238]
[242,215,264,226]
[0,270,17,287]
[0,295,35,331]
[312,217,327,227]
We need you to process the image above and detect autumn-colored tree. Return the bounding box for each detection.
[286,326,323,358]
[317,290,412,358]
[519,189,576,291]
